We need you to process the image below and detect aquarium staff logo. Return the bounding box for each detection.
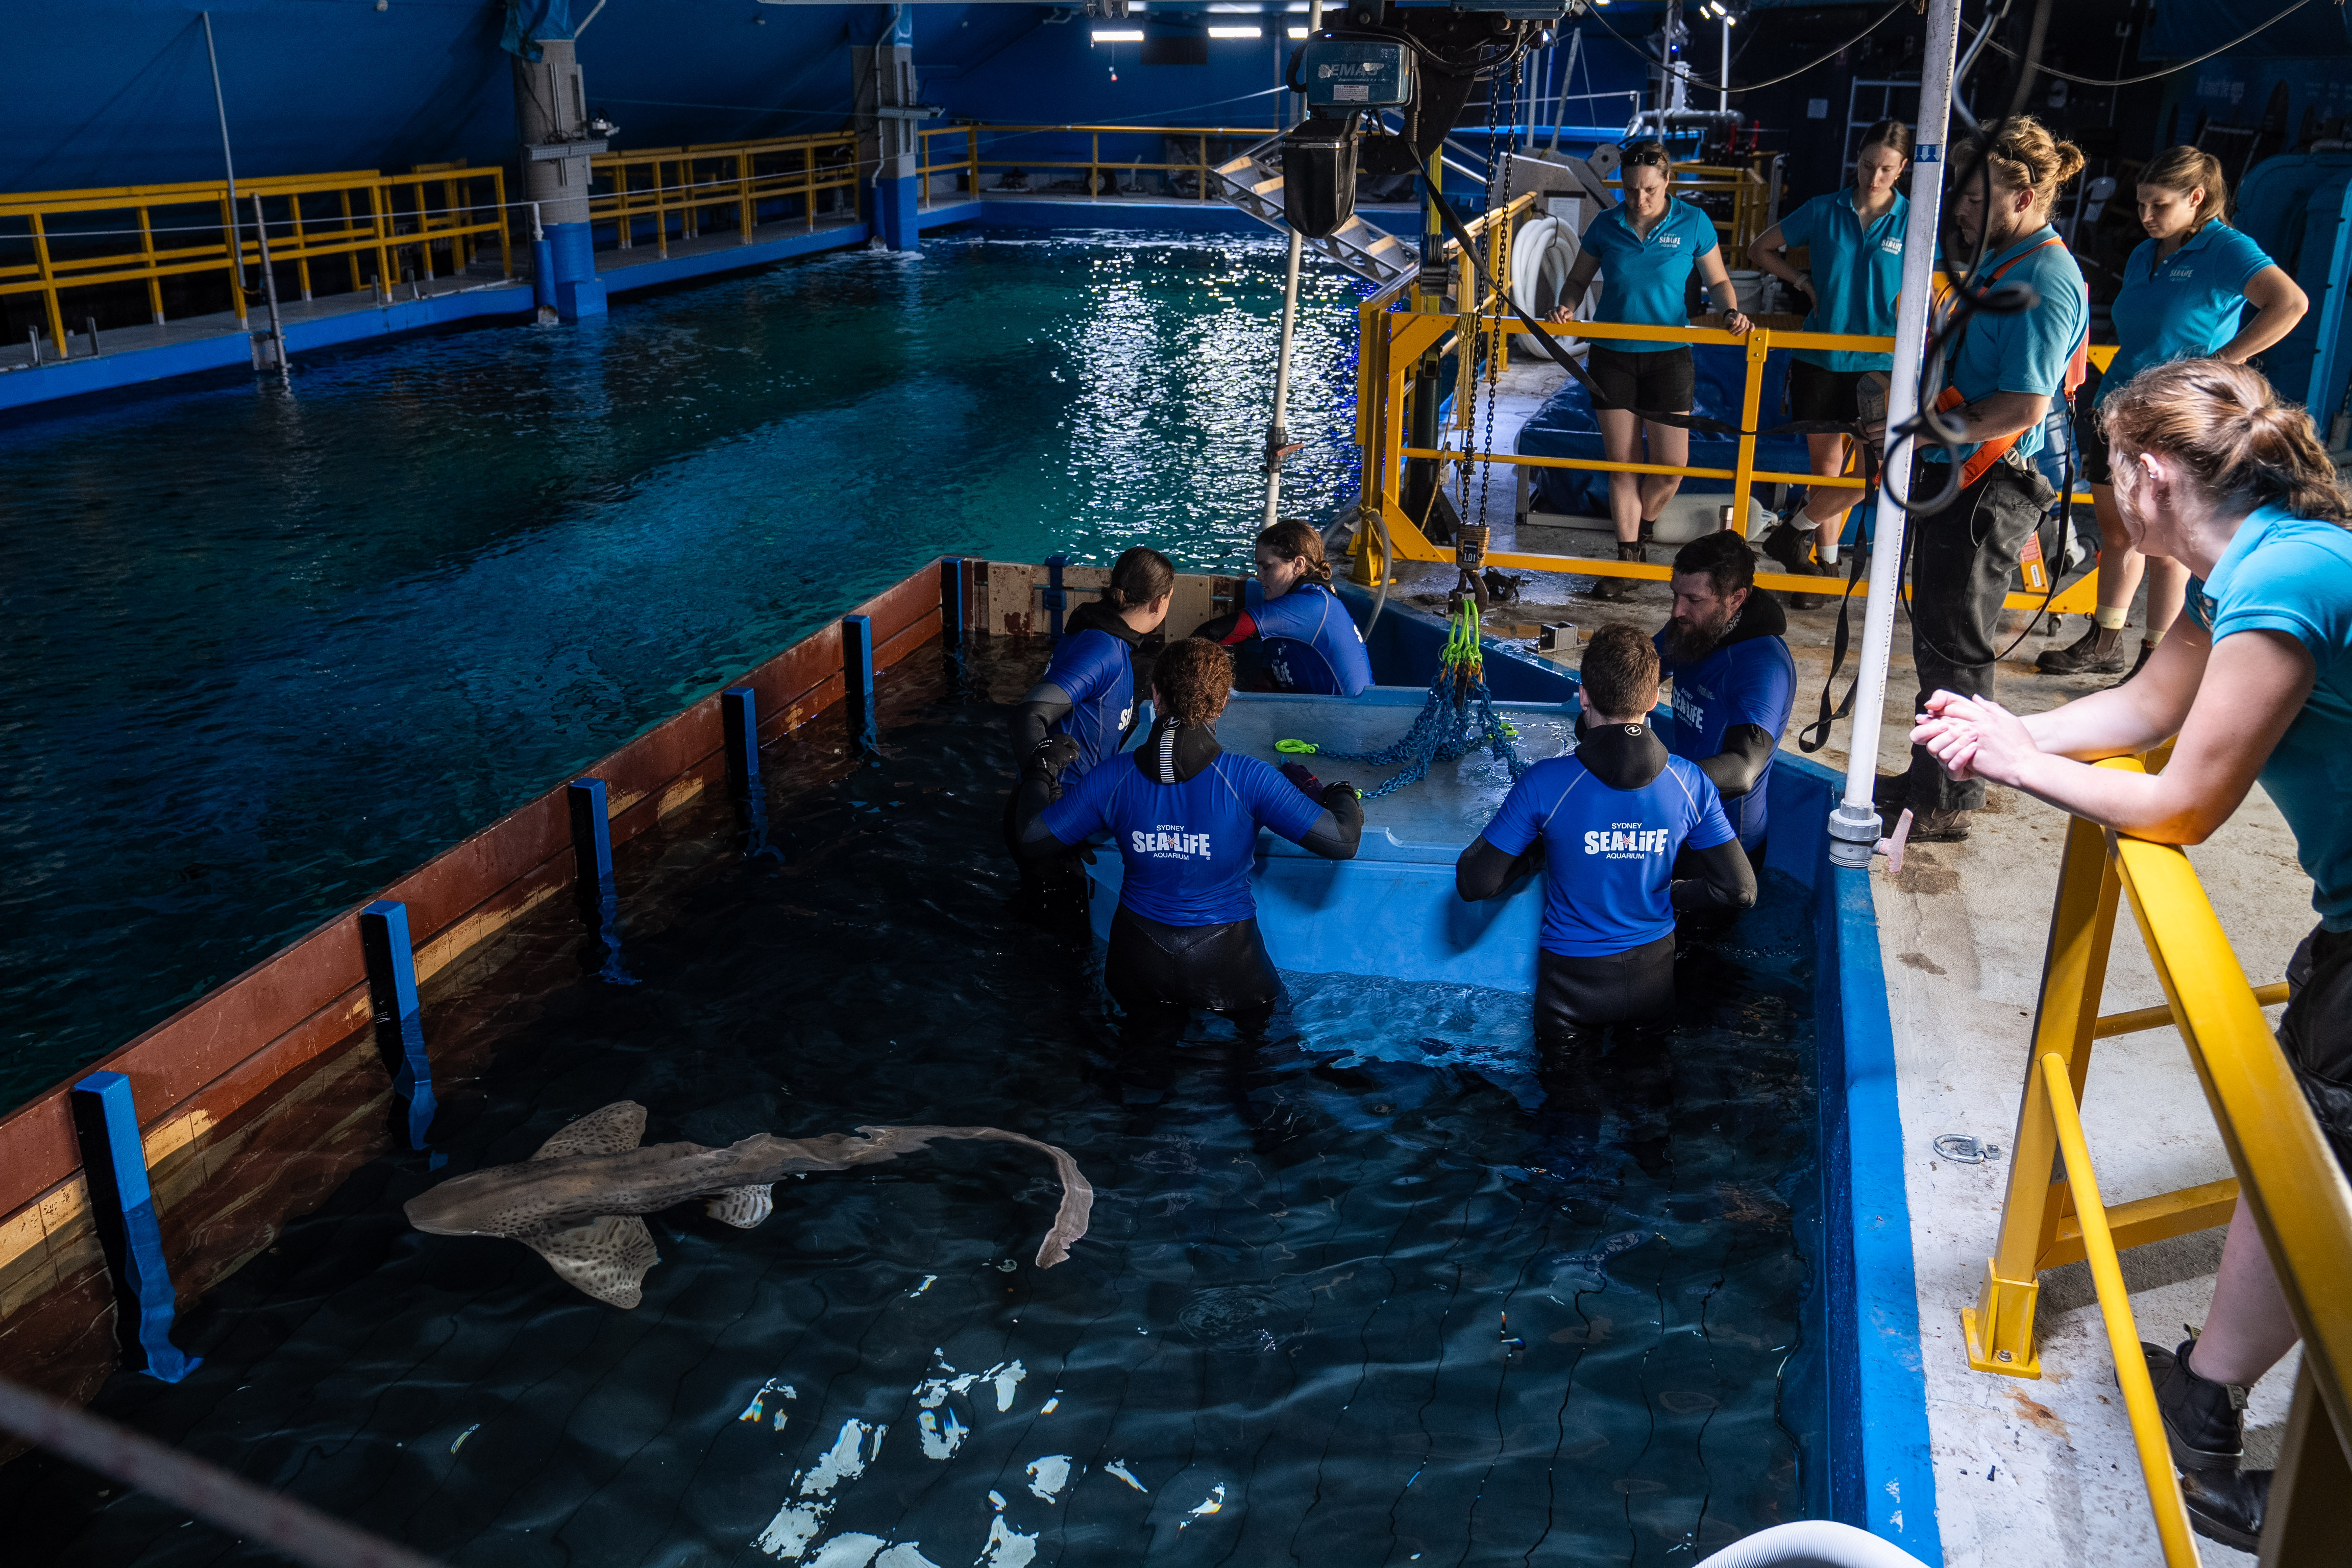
[1583,822,1672,859]
[1134,824,1213,859]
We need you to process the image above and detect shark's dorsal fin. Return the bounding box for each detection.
[517,1214,660,1307]
[704,1185,774,1229]
[533,1102,648,1162]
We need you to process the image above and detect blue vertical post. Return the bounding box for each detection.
[843,614,877,751]
[568,778,637,984]
[722,687,782,862]
[358,900,437,1149]
[70,1073,201,1383]
[1043,554,1068,639]
[940,556,968,691]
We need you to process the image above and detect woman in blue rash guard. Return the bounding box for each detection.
[1546,140,1754,602]
[1193,520,1373,697]
[1013,638,1364,1045]
[2037,146,2308,681]
[1748,117,1913,582]
[1914,361,2352,1555]
[1455,623,1756,1046]
[1003,547,1175,913]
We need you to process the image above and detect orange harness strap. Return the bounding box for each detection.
[1930,236,2090,487]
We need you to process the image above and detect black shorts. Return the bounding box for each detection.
[1787,359,1867,424]
[1586,344,1695,416]
[2282,923,2352,1178]
[2074,399,2113,485]
[1106,906,1281,1022]
[1535,933,1676,1038]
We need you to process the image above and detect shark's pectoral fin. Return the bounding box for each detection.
[704,1185,774,1229]
[532,1102,649,1162]
[518,1214,660,1308]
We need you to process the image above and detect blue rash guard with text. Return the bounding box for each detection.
[1655,629,1797,850]
[1478,747,1735,955]
[1038,751,1327,925]
[1036,626,1137,778]
[1248,579,1374,697]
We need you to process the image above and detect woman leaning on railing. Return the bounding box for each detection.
[1909,357,2352,1557]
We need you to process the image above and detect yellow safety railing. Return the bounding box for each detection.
[1965,760,2352,1565]
[1603,161,1774,257]
[918,124,1277,203]
[1350,211,2118,606]
[918,126,980,210]
[0,167,510,351]
[586,133,860,256]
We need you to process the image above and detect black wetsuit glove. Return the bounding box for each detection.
[1024,736,1081,796]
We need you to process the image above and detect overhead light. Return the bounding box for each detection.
[1092,27,1144,40]
[1287,23,1307,35]
[1208,24,1262,36]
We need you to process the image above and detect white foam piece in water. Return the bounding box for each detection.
[803,1420,878,1496]
[1178,1482,1228,1529]
[1024,1455,1072,1502]
[918,1407,968,1460]
[908,1275,937,1297]
[1104,1460,1148,1492]
[874,1547,940,1568]
[987,1360,1026,1411]
[755,1502,831,1559]
[977,1515,1039,1567]
[805,1534,887,1568]
[914,1357,1024,1413]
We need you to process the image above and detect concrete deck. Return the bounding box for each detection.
[1373,358,2312,1567]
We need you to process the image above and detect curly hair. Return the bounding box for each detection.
[1152,638,1235,724]
[1950,115,2085,217]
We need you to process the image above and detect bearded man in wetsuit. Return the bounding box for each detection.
[1652,530,1797,870]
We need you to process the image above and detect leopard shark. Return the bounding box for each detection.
[403,1101,1093,1308]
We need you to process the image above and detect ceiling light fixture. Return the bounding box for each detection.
[1286,24,1307,35]
[1208,24,1262,37]
[1091,28,1145,41]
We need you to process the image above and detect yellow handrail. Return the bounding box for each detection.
[917,122,1278,203]
[587,132,860,255]
[1350,218,2123,603]
[1965,759,2352,1560]
[1,167,510,349]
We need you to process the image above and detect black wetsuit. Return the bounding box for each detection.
[1013,716,1362,1044]
[1456,720,1755,1045]
[1002,601,1158,916]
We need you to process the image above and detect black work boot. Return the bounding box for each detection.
[2107,640,2155,688]
[2037,622,2130,675]
[1586,541,1645,602]
[1759,520,1824,576]
[2146,1338,2273,1553]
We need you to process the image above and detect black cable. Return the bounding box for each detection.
[1584,0,1912,96]
[1985,0,2318,86]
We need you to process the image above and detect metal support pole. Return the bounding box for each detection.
[69,1073,201,1382]
[357,900,437,1149]
[940,555,968,690]
[200,12,247,300]
[1720,17,1732,113]
[721,687,781,863]
[1042,554,1069,639]
[1548,31,1581,155]
[842,615,877,751]
[1262,0,1326,532]
[567,778,637,984]
[1827,0,1963,867]
[251,192,287,378]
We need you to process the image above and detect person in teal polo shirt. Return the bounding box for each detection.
[1748,118,1912,580]
[2039,146,2308,681]
[1865,117,2089,841]
[1913,358,2352,1557]
[1547,140,1753,601]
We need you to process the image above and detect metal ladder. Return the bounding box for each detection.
[1209,140,1418,288]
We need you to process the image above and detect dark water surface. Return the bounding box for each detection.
[0,228,1366,1109]
[3,651,1818,1566]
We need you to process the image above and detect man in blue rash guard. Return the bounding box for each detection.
[1653,531,1797,861]
[1192,520,1373,697]
[1004,547,1175,915]
[1012,638,1363,1046]
[1455,624,1756,1045]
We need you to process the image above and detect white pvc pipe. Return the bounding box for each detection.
[1701,1521,1936,1568]
[1263,0,1325,530]
[1828,0,1964,864]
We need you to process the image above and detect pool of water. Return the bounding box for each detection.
[0,227,1368,1110]
[1,649,1819,1566]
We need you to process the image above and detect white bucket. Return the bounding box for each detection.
[1728,269,1767,315]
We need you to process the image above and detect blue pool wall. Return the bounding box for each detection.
[1345,583,1942,1558]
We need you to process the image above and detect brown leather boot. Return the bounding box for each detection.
[1585,541,1645,602]
[2037,622,2130,675]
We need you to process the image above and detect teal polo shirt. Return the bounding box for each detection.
[1580,195,1719,354]
[1778,188,1907,372]
[2184,503,2352,931]
[2095,223,2276,405]
[1928,226,2088,466]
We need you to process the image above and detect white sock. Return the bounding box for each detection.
[1819,539,1841,565]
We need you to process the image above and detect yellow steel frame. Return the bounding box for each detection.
[1966,758,2352,1565]
[917,126,982,210]
[1,168,510,348]
[1604,161,1775,257]
[587,134,860,256]
[923,124,1278,202]
[1351,223,2121,604]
